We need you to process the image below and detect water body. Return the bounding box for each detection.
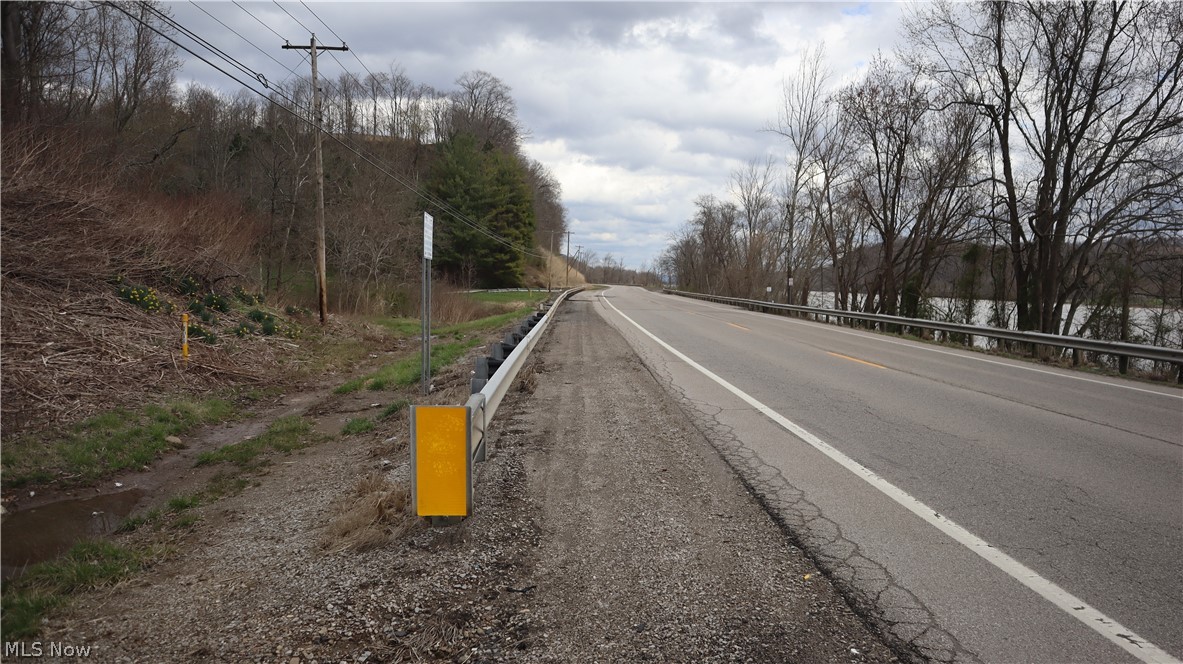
[801,290,1181,370]
[1,489,144,579]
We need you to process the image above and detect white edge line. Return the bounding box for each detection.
[602,293,1181,664]
[667,292,1183,401]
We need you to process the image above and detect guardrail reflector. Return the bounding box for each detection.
[411,405,471,517]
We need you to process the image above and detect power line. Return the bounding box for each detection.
[272,0,315,37]
[299,0,380,84]
[298,0,343,43]
[105,1,542,260]
[188,1,304,84]
[232,0,285,42]
[140,3,311,116]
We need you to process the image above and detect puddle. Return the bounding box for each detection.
[1,489,144,579]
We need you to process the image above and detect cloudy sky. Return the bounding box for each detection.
[168,1,909,269]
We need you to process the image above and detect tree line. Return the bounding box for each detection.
[658,1,1182,349]
[1,1,566,312]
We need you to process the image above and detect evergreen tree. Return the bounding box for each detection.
[426,132,535,287]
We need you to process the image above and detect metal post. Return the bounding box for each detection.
[422,257,431,394]
[422,212,434,395]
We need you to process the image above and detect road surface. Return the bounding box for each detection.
[594,286,1183,664]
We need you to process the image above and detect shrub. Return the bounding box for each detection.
[116,284,163,313]
[178,275,202,296]
[186,323,218,345]
[202,292,231,313]
[233,285,263,305]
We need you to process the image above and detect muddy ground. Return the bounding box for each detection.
[11,295,899,663]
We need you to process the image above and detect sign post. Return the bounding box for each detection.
[422,212,433,395]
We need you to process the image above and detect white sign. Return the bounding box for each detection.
[423,212,434,260]
[788,278,795,287]
[766,286,773,293]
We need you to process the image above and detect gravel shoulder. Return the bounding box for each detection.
[31,294,896,663]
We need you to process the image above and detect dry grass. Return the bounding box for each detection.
[319,473,415,553]
[390,615,465,662]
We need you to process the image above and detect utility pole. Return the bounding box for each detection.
[283,34,348,325]
[785,200,795,306]
[574,244,583,285]
[547,230,559,292]
[565,231,572,288]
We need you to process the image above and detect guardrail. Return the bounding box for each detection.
[466,286,584,464]
[664,289,1183,374]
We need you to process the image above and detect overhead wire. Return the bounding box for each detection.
[298,0,381,84]
[188,1,303,83]
[232,0,285,42]
[271,0,315,37]
[107,1,543,259]
[223,2,311,90]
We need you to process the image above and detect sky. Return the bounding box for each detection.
[167,1,910,270]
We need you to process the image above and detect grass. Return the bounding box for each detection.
[374,317,423,336]
[373,290,547,339]
[1,398,237,489]
[380,399,410,420]
[335,339,480,394]
[166,493,202,512]
[466,290,549,305]
[116,508,163,533]
[342,418,375,435]
[195,416,318,468]
[1,540,147,640]
[438,309,534,336]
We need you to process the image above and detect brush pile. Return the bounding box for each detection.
[1,128,270,434]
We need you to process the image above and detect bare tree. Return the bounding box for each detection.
[905,0,1183,334]
[450,70,522,150]
[730,156,778,297]
[771,44,833,304]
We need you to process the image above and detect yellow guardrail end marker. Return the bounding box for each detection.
[411,406,470,517]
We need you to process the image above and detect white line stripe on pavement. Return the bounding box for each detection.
[602,293,1180,664]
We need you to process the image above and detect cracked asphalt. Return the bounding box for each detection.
[594,286,1183,664]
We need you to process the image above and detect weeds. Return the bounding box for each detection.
[342,418,375,435]
[319,473,413,553]
[337,339,479,393]
[380,400,410,420]
[195,416,319,468]
[166,494,201,513]
[1,540,147,640]
[1,398,235,488]
[116,508,163,533]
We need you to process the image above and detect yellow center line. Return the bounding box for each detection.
[727,322,751,332]
[827,351,886,369]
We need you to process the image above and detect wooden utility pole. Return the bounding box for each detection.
[565,231,572,288]
[547,230,561,291]
[283,34,348,325]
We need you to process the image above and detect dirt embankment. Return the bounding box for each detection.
[27,294,896,663]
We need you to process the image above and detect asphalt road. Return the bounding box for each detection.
[594,286,1183,664]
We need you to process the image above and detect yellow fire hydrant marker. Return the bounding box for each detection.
[411,406,471,518]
